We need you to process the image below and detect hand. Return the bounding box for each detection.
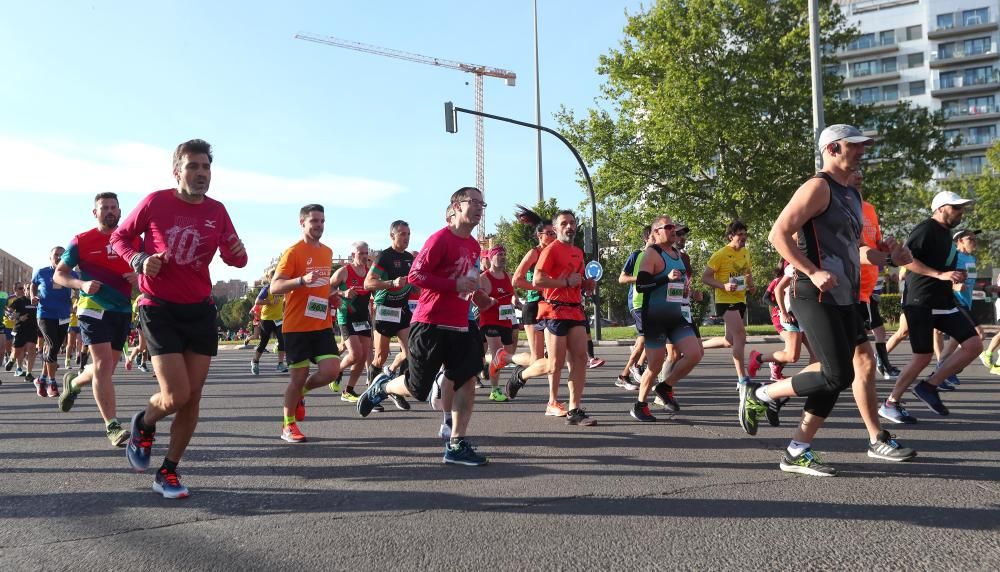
[582,278,596,294]
[668,269,683,280]
[723,282,738,292]
[482,297,498,311]
[144,252,165,277]
[122,272,139,287]
[393,276,408,288]
[456,276,478,295]
[227,235,246,258]
[301,271,329,287]
[808,270,838,292]
[888,244,913,266]
[345,288,357,300]
[328,291,343,310]
[81,280,102,295]
[941,270,967,284]
[31,296,40,305]
[566,273,582,288]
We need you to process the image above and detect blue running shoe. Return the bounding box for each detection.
[153,468,190,499]
[126,411,155,472]
[357,374,389,417]
[945,374,960,386]
[912,381,949,416]
[878,399,917,424]
[937,380,956,392]
[443,439,488,466]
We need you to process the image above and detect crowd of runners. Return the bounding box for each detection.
[2,127,998,497]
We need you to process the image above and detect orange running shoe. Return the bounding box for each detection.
[281,422,307,443]
[544,401,568,417]
[489,347,510,379]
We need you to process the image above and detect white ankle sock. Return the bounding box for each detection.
[787,440,810,457]
[754,385,775,404]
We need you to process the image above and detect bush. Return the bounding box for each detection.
[877,293,901,324]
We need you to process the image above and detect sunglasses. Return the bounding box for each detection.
[653,224,676,232]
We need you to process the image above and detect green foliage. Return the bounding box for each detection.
[492,198,562,278]
[219,289,258,330]
[877,293,901,325]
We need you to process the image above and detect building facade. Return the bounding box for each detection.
[0,248,32,289]
[834,0,1000,176]
[212,279,249,300]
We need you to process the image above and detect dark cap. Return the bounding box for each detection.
[953,229,981,241]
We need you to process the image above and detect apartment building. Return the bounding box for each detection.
[834,0,1000,176]
[0,248,32,288]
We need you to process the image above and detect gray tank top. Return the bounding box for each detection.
[793,172,862,306]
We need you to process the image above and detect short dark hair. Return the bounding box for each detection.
[725,220,747,239]
[450,186,480,204]
[552,209,576,223]
[94,192,118,204]
[173,139,213,170]
[299,204,324,219]
[390,219,409,233]
[641,225,652,242]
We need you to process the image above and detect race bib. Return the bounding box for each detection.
[680,304,693,324]
[965,263,977,280]
[498,304,515,321]
[408,300,418,313]
[304,296,329,320]
[731,276,746,291]
[59,318,71,326]
[377,305,402,323]
[666,282,686,303]
[77,308,104,320]
[352,321,370,332]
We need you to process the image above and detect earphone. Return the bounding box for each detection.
[831,142,841,154]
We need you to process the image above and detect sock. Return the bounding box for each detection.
[283,415,296,426]
[106,418,119,430]
[139,412,156,434]
[448,436,462,447]
[587,340,595,359]
[875,343,891,369]
[754,385,775,404]
[160,458,178,474]
[443,412,453,426]
[787,440,810,457]
[368,364,381,381]
[80,352,90,368]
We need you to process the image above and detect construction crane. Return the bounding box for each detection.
[295,32,517,241]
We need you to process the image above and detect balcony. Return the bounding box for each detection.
[944,158,988,177]
[943,103,1000,123]
[838,36,899,59]
[929,12,998,40]
[932,71,1000,96]
[930,41,999,68]
[842,66,900,87]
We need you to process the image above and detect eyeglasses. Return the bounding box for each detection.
[653,224,676,232]
[540,231,556,237]
[460,199,488,208]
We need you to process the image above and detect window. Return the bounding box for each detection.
[906,25,922,41]
[968,156,986,173]
[967,95,995,114]
[909,80,926,96]
[849,33,875,51]
[963,8,989,26]
[940,70,959,88]
[880,57,897,73]
[939,42,956,59]
[964,66,994,86]
[943,129,961,145]
[853,86,880,104]
[852,59,877,77]
[882,84,898,101]
[879,30,895,46]
[969,124,996,144]
[964,37,992,56]
[943,100,961,117]
[907,52,924,67]
[937,13,955,30]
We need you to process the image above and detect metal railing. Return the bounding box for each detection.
[931,40,998,62]
[943,103,999,118]
[932,10,996,33]
[934,70,1000,89]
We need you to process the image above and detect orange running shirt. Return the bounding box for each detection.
[859,201,883,302]
[275,240,334,333]
[535,240,585,321]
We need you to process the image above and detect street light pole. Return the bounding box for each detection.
[809,0,826,170]
[534,0,544,202]
[444,101,602,340]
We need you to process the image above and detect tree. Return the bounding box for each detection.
[555,0,954,303]
[219,290,257,330]
[928,142,1000,267]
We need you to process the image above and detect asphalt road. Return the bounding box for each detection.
[1,342,998,571]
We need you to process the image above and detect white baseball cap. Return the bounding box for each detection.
[817,124,873,150]
[931,190,974,212]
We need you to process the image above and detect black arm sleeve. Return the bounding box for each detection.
[636,271,671,293]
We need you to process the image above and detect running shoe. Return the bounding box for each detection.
[886,365,901,377]
[615,375,630,389]
[623,377,640,391]
[126,412,154,472]
[106,421,129,448]
[765,397,788,427]
[389,393,411,411]
[475,377,487,389]
[545,401,568,417]
[281,423,307,443]
[979,351,994,369]
[937,380,956,392]
[876,364,896,380]
[295,398,306,422]
[340,389,360,403]
[505,366,526,400]
[630,401,656,422]
[747,350,763,377]
[489,347,510,379]
[769,361,786,382]
[945,374,960,386]
[443,439,488,466]
[587,357,606,369]
[250,361,259,376]
[565,408,597,426]
[59,374,79,413]
[991,364,1000,376]
[438,420,452,441]
[34,376,45,397]
[382,365,396,378]
[141,363,154,374]
[47,380,59,398]
[64,356,71,368]
[276,362,289,373]
[24,372,35,384]
[653,382,679,412]
[867,430,916,462]
[357,374,389,417]
[629,365,643,385]
[779,448,836,477]
[738,382,766,436]
[912,381,949,416]
[4,359,13,371]
[489,388,508,402]
[153,468,190,499]
[329,379,341,393]
[878,399,917,424]
[371,404,385,413]
[429,371,444,411]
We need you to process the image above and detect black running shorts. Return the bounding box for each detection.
[902,305,977,355]
[405,321,484,401]
[79,311,131,349]
[139,300,218,357]
[481,324,514,346]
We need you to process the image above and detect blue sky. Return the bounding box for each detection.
[1,0,642,283]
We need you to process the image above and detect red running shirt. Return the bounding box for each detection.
[478,271,514,328]
[535,240,585,321]
[408,227,480,330]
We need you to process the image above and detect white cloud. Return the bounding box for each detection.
[0,135,406,207]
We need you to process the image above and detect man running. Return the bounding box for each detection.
[616,225,653,391]
[701,221,753,387]
[747,124,915,476]
[111,139,248,498]
[7,283,38,381]
[937,229,983,385]
[251,269,288,375]
[33,247,77,398]
[357,187,490,466]
[55,192,139,447]
[881,191,983,421]
[365,220,415,382]
[330,241,373,402]
[534,210,596,426]
[269,204,343,443]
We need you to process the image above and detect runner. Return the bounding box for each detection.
[630,215,704,422]
[0,281,10,375]
[479,245,515,401]
[701,221,753,387]
[269,204,343,443]
[615,225,653,391]
[935,229,984,385]
[365,220,415,384]
[111,138,248,498]
[330,241,373,402]
[504,206,561,412]
[65,294,81,369]
[659,221,704,388]
[746,124,915,476]
[54,191,138,447]
[881,191,983,421]
[251,269,288,375]
[534,210,596,426]
[33,246,77,398]
[7,283,38,381]
[984,267,1000,374]
[357,187,490,466]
